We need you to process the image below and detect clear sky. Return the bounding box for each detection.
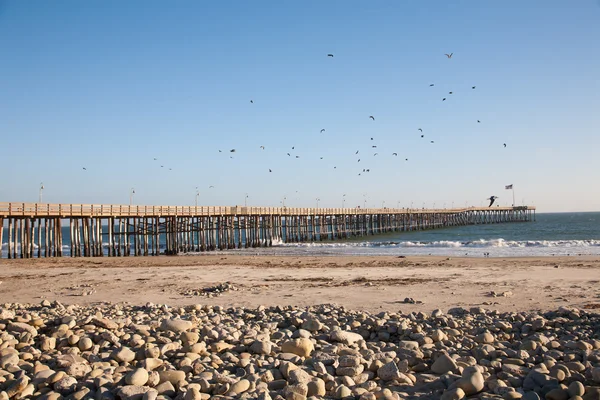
[1,1,598,212]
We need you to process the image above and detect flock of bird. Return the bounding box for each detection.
[78,52,508,205]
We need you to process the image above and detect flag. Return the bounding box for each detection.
[505,184,513,190]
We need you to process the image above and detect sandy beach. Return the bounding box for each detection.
[1,255,599,313]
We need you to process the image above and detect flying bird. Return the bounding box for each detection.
[405,158,408,161]
[355,150,359,154]
[418,128,423,132]
[445,53,453,58]
[430,141,435,143]
[430,84,434,87]
[327,54,334,57]
[477,120,481,123]
[153,158,157,160]
[392,153,398,156]
[371,138,374,140]
[260,146,265,150]
[218,150,222,153]
[230,149,236,153]
[421,135,424,138]
[358,159,361,162]
[269,169,272,173]
[442,98,446,101]
[374,153,378,156]
[295,156,300,158]
[82,167,87,170]
[372,145,377,148]
[320,129,325,133]
[449,92,453,94]
[320,157,323,160]
[161,165,164,168]
[250,100,253,103]
[369,116,375,121]
[472,86,476,89]
[292,147,295,149]
[503,143,507,148]
[287,153,291,156]
[487,196,498,207]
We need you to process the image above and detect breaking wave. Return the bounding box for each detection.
[274,238,600,249]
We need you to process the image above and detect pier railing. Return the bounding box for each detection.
[0,202,534,218]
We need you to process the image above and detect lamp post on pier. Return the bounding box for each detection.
[316,198,320,208]
[381,200,385,209]
[130,188,135,206]
[363,193,367,209]
[195,188,200,207]
[245,193,249,207]
[342,194,346,208]
[39,182,44,203]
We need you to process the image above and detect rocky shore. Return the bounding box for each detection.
[1,301,599,400]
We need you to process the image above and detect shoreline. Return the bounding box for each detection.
[1,255,599,313]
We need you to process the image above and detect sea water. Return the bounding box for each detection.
[2,212,599,258]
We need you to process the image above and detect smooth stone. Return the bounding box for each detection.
[160,319,193,333]
[281,338,314,358]
[432,353,458,375]
[126,369,149,386]
[545,388,569,400]
[441,388,466,400]
[453,371,485,396]
[250,340,272,355]
[335,385,352,399]
[330,330,364,345]
[92,317,119,330]
[568,382,585,398]
[113,347,136,363]
[7,322,38,336]
[228,379,250,395]
[158,371,186,385]
[307,379,326,397]
[184,387,202,400]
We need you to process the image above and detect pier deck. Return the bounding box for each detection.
[0,202,535,258]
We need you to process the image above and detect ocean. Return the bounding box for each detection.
[1,212,599,258]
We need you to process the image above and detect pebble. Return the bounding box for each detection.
[0,302,597,400]
[118,385,155,400]
[160,319,193,333]
[126,368,149,386]
[441,388,465,400]
[281,338,314,357]
[431,352,458,374]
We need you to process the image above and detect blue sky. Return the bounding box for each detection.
[0,1,598,212]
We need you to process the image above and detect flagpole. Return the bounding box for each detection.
[512,187,515,207]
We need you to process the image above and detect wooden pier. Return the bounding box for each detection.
[0,202,536,258]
